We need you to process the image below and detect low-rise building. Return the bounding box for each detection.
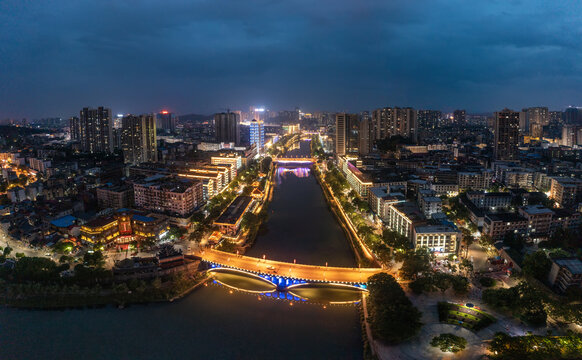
[466,191,512,211]
[483,213,527,241]
[419,196,442,219]
[133,176,203,217]
[213,196,254,236]
[551,208,581,233]
[458,170,493,191]
[549,177,582,208]
[412,225,459,254]
[386,201,426,240]
[548,258,582,293]
[518,205,553,241]
[96,184,134,210]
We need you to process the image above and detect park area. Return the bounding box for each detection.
[438,302,496,331]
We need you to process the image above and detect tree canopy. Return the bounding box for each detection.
[366,273,422,344]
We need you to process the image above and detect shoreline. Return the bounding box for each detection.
[0,272,210,311]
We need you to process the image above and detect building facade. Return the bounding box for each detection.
[78,107,113,153]
[121,114,157,165]
[494,108,520,161]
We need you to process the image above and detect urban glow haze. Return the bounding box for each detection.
[0,0,581,118]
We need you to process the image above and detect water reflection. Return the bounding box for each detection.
[276,166,310,184]
[208,268,365,304]
[209,268,277,293]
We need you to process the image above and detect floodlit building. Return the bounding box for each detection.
[412,225,459,254]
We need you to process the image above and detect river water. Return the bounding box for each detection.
[0,140,362,360]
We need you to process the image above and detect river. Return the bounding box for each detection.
[0,140,362,360]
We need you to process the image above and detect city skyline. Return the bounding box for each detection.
[1,0,581,119]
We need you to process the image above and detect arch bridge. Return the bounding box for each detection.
[199,248,384,285]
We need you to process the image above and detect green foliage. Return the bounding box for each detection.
[367,273,422,344]
[430,333,467,353]
[3,245,13,256]
[399,248,432,280]
[503,232,526,252]
[216,240,237,253]
[260,156,272,172]
[382,229,410,251]
[168,226,187,239]
[459,259,474,274]
[409,272,470,295]
[479,276,496,287]
[489,332,582,360]
[522,251,552,280]
[83,251,105,268]
[483,282,547,326]
[11,257,60,282]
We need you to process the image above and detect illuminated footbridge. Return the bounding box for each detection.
[273,157,316,164]
[199,249,383,285]
[206,265,370,304]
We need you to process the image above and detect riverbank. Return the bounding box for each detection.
[312,164,378,267]
[0,271,209,310]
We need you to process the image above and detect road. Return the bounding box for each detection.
[198,248,384,283]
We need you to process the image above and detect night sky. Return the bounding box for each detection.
[1,0,580,119]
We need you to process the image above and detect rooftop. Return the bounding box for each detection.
[215,196,253,226]
[50,215,77,228]
[485,213,526,223]
[554,258,582,275]
[414,225,458,234]
[521,205,554,215]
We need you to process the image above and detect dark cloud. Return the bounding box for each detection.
[0,0,580,118]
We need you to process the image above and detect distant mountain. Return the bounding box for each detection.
[178,113,213,123]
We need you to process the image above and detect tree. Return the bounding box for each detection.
[382,229,410,251]
[83,251,105,268]
[459,259,474,275]
[522,251,552,280]
[260,156,272,172]
[430,333,467,353]
[12,257,60,282]
[503,232,526,251]
[399,248,432,280]
[367,273,422,344]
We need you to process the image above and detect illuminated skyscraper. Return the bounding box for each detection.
[494,108,520,160]
[156,110,177,133]
[453,109,466,124]
[121,114,157,164]
[372,107,418,143]
[78,107,113,153]
[523,107,549,138]
[250,119,264,154]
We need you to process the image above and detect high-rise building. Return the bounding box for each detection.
[69,116,80,141]
[562,125,582,147]
[335,113,347,156]
[156,111,177,133]
[78,107,113,153]
[453,109,466,125]
[121,114,157,165]
[372,107,418,143]
[417,110,442,131]
[494,108,520,161]
[335,113,359,156]
[359,111,372,155]
[564,107,582,125]
[524,107,549,138]
[214,112,240,145]
[250,119,264,154]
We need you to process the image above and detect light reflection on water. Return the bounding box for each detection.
[276,166,310,184]
[209,268,364,304]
